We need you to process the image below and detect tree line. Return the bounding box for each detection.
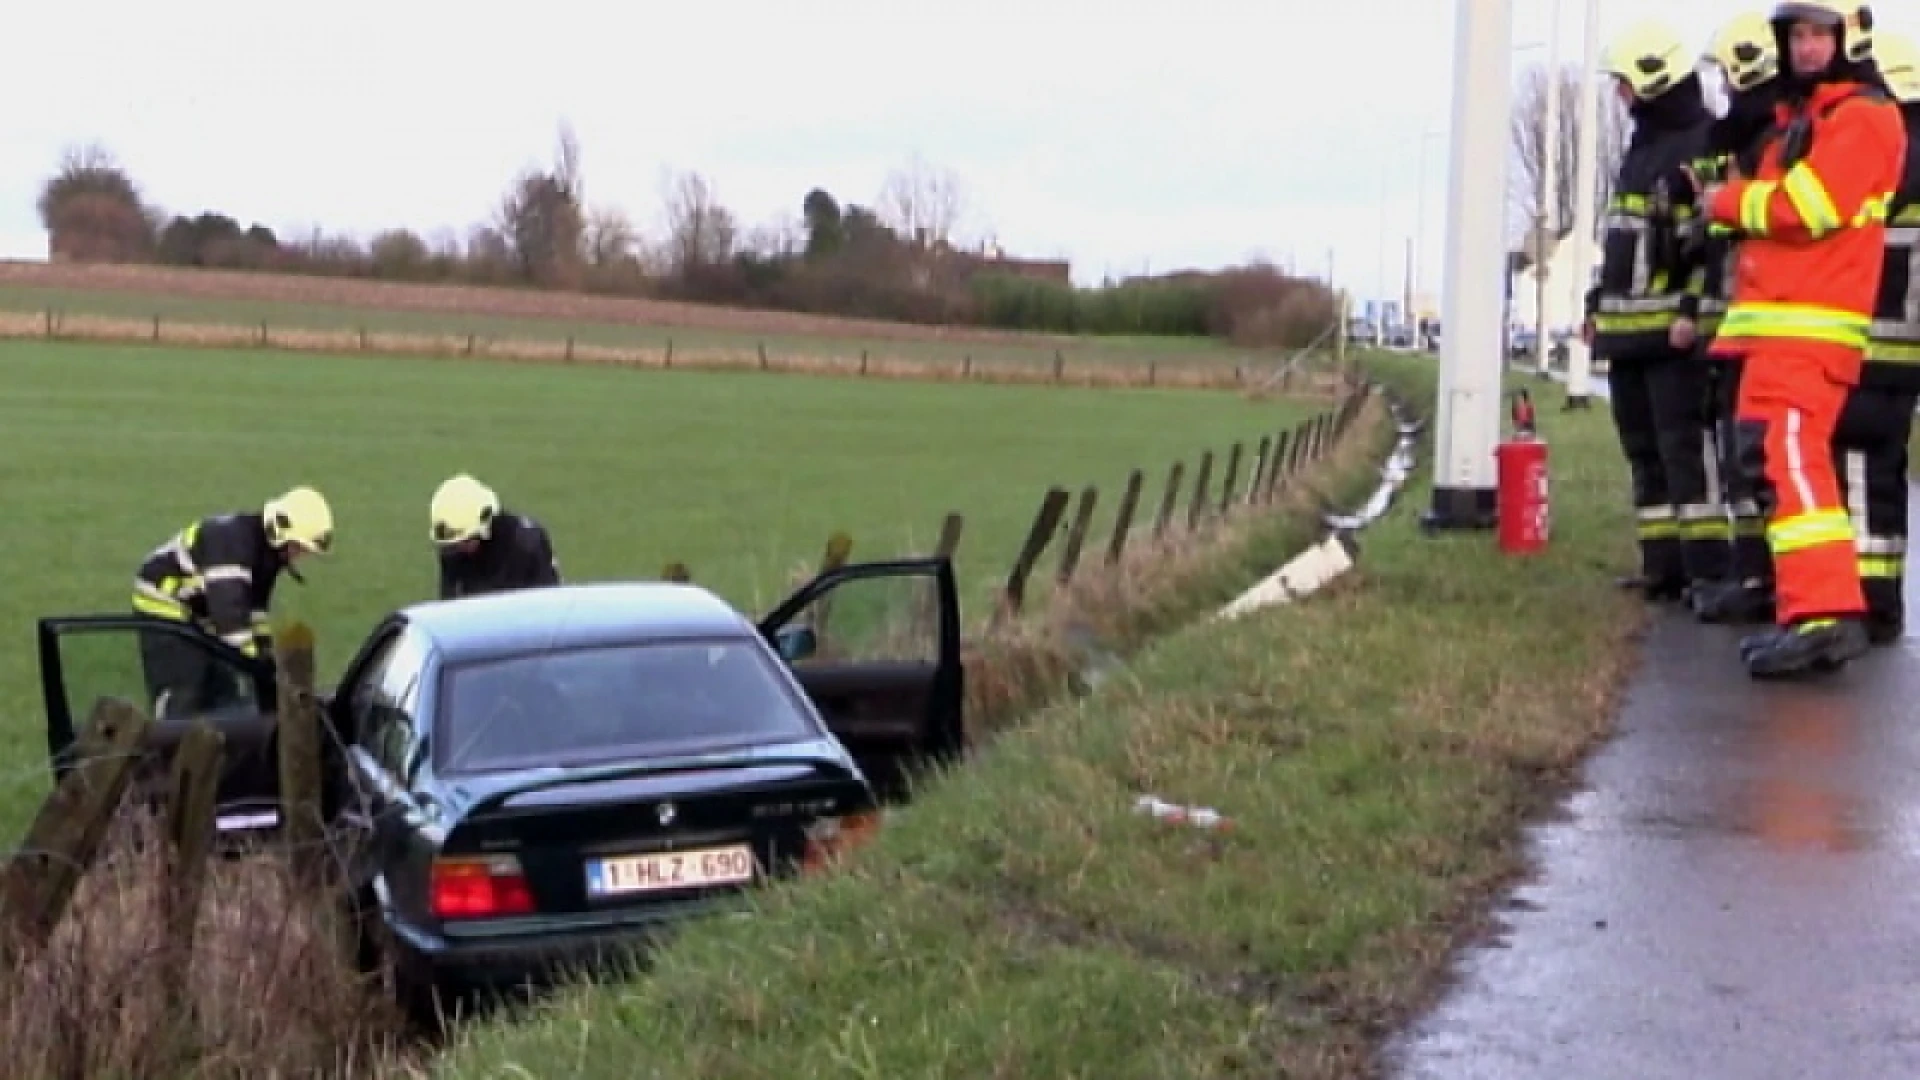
[34,126,1338,348]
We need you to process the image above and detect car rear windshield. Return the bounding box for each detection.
[437,637,818,773]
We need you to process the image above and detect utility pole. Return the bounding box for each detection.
[1532,0,1564,378]
[1563,0,1601,409]
[1423,0,1513,532]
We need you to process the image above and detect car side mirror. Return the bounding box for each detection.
[774,625,818,663]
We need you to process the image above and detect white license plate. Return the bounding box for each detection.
[586,844,756,897]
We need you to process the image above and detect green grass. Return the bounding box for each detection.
[417,354,1651,1079]
[0,282,1261,370]
[0,338,1315,836]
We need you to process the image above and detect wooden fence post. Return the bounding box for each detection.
[996,487,1071,624]
[158,720,224,1008]
[1186,450,1215,530]
[1106,468,1145,564]
[275,622,325,884]
[661,561,692,582]
[810,531,854,646]
[1218,443,1243,515]
[1266,431,1291,500]
[0,699,151,961]
[1250,436,1272,505]
[1055,485,1100,584]
[1154,461,1185,538]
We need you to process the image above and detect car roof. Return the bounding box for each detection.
[397,581,762,663]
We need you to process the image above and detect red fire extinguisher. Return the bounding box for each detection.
[1495,389,1550,554]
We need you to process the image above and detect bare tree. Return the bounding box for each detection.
[585,206,638,267]
[496,122,588,287]
[660,168,737,276]
[1508,64,1628,244]
[742,211,805,260]
[876,153,965,249]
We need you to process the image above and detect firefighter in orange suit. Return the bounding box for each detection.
[1700,0,1907,678]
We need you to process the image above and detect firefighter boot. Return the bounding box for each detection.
[1863,576,1904,646]
[1616,573,1688,603]
[1739,617,1872,679]
[1692,577,1776,624]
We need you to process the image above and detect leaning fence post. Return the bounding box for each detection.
[1055,485,1100,584]
[996,487,1071,625]
[1186,450,1215,530]
[0,698,151,962]
[1266,431,1291,499]
[1218,443,1244,515]
[1106,468,1145,564]
[1249,436,1272,505]
[1154,461,1185,538]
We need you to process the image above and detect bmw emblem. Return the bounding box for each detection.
[656,802,677,826]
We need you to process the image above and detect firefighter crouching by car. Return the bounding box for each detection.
[1688,12,1790,626]
[431,473,562,600]
[1586,20,1724,602]
[1699,0,1907,678]
[1831,28,1920,645]
[133,486,335,720]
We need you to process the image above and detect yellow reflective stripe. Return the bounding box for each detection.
[1707,222,1739,237]
[1683,519,1731,539]
[1895,204,1920,226]
[1853,193,1892,227]
[131,592,189,620]
[1768,508,1854,554]
[1860,554,1904,578]
[1741,182,1778,234]
[1611,194,1648,211]
[1781,162,1842,237]
[1637,521,1681,539]
[1719,302,1871,349]
[1595,313,1680,332]
[1870,341,1920,363]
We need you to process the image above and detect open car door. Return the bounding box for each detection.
[757,557,965,802]
[38,614,285,835]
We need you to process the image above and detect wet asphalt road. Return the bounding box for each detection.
[1382,487,1920,1079]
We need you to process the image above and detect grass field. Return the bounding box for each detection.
[419,355,1653,1079]
[0,337,1317,838]
[0,262,1264,371]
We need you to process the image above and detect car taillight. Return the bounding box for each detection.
[801,810,883,872]
[430,854,536,920]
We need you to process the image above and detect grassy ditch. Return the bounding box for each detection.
[414,356,1651,1079]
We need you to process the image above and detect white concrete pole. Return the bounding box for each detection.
[1423,0,1515,531]
[1533,0,1564,376]
[1562,0,1602,408]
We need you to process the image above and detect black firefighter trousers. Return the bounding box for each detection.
[1607,347,1731,589]
[1833,381,1919,637]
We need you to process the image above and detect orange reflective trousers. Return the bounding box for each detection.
[1734,350,1867,624]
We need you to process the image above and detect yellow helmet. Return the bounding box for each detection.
[263,486,334,554]
[1708,13,1782,92]
[430,474,499,545]
[1606,20,1692,100]
[1770,2,1875,64]
[1878,29,1920,102]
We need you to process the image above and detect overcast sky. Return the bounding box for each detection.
[1,0,1814,300]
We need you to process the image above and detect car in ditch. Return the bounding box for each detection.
[35,557,965,1012]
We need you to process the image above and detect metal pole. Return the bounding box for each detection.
[1563,0,1602,409]
[1423,0,1514,532]
[1532,0,1564,377]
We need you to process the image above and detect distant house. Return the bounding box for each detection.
[951,239,1071,285]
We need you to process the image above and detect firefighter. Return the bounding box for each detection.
[133,486,335,721]
[430,473,561,600]
[1689,12,1790,625]
[1586,20,1724,602]
[1698,0,1907,678]
[1832,29,1920,644]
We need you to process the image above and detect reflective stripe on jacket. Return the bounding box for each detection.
[1707,82,1908,373]
[133,511,284,656]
